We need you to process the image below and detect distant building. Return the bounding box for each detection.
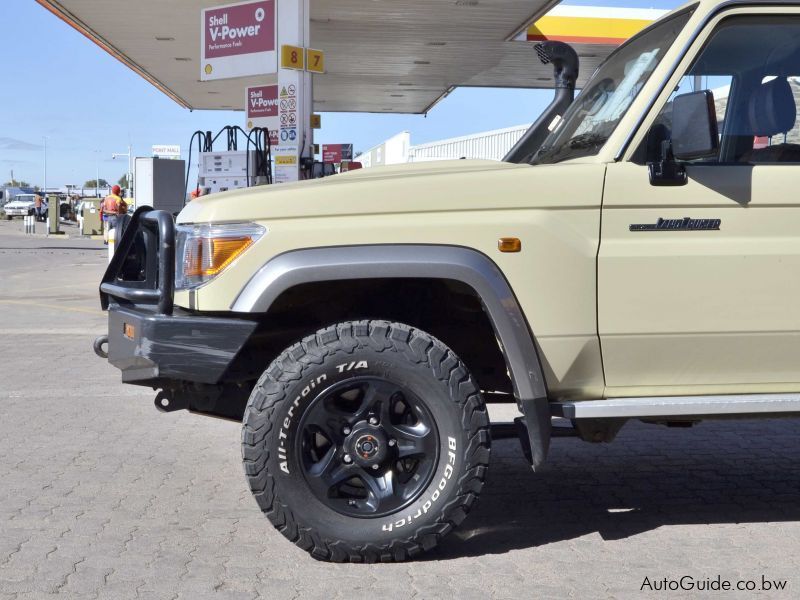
[353,124,531,167]
[354,132,411,168]
[408,124,531,163]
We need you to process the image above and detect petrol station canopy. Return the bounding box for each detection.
[36,0,664,114]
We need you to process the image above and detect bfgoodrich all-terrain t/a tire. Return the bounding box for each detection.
[241,320,491,562]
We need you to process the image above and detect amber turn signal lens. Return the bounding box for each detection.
[498,237,522,253]
[123,323,135,339]
[184,236,254,278]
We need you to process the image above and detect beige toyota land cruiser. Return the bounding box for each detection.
[95,0,800,562]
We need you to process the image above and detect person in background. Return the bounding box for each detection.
[34,193,43,222]
[100,185,123,245]
[114,189,129,237]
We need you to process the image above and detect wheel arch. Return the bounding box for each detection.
[231,245,551,467]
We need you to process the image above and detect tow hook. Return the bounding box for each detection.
[154,390,189,413]
[93,335,109,359]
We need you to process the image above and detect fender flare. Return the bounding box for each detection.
[231,244,551,468]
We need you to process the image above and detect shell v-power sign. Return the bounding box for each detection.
[201,0,277,80]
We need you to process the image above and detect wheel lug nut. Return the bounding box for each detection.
[371,464,379,470]
[343,454,352,464]
[342,427,351,435]
[388,439,396,447]
[369,417,378,425]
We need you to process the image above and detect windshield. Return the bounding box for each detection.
[533,9,694,165]
[15,195,36,203]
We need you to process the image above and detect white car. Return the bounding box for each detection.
[3,194,37,219]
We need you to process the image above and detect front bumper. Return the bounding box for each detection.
[4,208,31,216]
[105,305,256,384]
[97,207,257,385]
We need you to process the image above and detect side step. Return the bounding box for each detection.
[552,393,800,419]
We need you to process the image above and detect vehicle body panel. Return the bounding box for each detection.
[600,162,800,396]
[178,160,606,400]
[599,3,800,397]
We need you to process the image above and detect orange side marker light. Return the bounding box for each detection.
[498,237,522,253]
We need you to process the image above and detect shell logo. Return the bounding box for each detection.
[204,64,213,75]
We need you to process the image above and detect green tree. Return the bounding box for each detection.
[117,174,130,188]
[84,178,109,188]
[2,180,30,187]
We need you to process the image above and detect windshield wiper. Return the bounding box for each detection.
[531,132,609,165]
[567,132,609,149]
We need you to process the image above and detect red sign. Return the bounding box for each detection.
[247,85,278,119]
[203,0,275,60]
[322,144,354,163]
[245,85,279,146]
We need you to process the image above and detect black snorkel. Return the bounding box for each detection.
[503,41,579,163]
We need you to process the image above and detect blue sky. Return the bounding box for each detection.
[0,0,680,187]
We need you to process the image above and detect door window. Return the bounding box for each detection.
[641,16,800,164]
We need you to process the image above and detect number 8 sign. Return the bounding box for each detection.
[280,44,305,70]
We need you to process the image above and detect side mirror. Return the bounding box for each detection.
[647,123,687,187]
[672,90,719,160]
[647,90,719,186]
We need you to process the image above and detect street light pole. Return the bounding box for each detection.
[94,150,101,198]
[42,136,47,194]
[128,144,133,197]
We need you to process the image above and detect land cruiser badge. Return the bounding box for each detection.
[629,217,721,232]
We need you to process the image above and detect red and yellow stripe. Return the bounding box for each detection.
[527,15,653,46]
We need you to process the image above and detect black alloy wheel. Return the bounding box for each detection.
[298,377,440,518]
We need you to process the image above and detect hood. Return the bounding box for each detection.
[178,159,530,224]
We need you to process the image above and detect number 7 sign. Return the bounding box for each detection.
[306,48,325,73]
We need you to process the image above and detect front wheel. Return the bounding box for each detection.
[242,320,490,562]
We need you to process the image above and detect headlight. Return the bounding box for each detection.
[175,222,265,290]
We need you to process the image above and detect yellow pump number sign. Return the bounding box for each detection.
[306,49,325,73]
[281,45,305,70]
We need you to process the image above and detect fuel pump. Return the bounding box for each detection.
[186,126,273,198]
[46,194,61,236]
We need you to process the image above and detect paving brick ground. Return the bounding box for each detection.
[1,218,798,598]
